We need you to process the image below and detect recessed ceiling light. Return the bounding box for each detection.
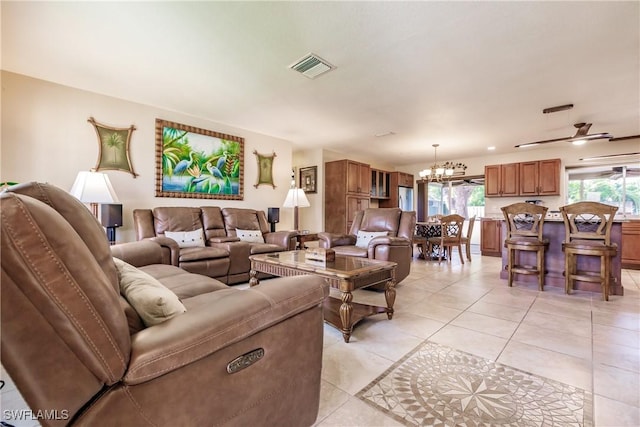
[487,146,495,150]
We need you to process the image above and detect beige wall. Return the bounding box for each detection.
[1,71,297,242]
[4,71,638,241]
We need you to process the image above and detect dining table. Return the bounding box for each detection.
[414,221,443,259]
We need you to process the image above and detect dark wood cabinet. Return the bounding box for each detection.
[380,172,414,208]
[325,160,371,233]
[622,220,640,269]
[520,159,560,196]
[481,219,502,256]
[485,163,519,197]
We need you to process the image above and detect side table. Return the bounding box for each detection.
[295,232,319,249]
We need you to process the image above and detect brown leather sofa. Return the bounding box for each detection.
[133,206,297,284]
[1,182,329,427]
[318,208,416,284]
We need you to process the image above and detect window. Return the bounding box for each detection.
[418,178,484,220]
[567,164,639,216]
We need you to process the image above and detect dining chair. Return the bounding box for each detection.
[460,215,476,262]
[501,203,549,290]
[412,234,428,258]
[427,214,465,264]
[560,201,618,301]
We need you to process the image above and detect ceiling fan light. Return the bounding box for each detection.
[572,139,587,146]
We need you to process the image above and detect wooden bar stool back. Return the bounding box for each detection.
[560,202,618,301]
[501,203,549,290]
[428,214,465,264]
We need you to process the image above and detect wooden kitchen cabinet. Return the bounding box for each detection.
[371,169,390,199]
[346,196,370,231]
[481,219,503,256]
[485,163,519,197]
[325,159,372,233]
[397,172,414,187]
[520,159,561,196]
[622,220,640,269]
[346,160,370,196]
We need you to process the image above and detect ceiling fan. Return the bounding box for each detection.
[514,122,640,148]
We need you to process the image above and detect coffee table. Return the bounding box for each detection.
[249,251,396,343]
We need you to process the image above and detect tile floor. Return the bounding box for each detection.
[2,249,639,426]
[314,251,639,426]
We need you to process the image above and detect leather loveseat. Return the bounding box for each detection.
[318,207,416,284]
[133,207,297,284]
[1,182,329,427]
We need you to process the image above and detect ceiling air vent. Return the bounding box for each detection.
[289,53,335,79]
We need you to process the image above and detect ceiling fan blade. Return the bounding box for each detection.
[514,136,573,148]
[610,134,640,142]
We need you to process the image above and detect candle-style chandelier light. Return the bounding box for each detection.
[418,144,467,182]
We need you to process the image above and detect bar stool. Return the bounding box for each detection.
[560,202,618,301]
[501,203,549,290]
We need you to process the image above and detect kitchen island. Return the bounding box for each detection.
[499,218,624,296]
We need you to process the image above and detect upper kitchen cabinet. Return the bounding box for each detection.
[485,163,520,197]
[346,160,371,196]
[371,168,390,199]
[520,159,561,196]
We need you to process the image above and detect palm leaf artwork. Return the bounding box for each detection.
[89,117,138,177]
[158,121,243,197]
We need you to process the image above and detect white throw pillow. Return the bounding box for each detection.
[355,230,388,248]
[113,258,186,327]
[164,228,205,248]
[236,229,264,243]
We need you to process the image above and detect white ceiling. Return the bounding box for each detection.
[2,1,639,166]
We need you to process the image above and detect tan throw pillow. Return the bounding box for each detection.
[164,228,205,248]
[355,230,388,248]
[113,258,186,327]
[236,229,264,243]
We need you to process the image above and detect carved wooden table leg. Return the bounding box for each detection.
[339,290,353,343]
[249,269,259,287]
[385,278,396,320]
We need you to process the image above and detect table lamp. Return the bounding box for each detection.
[283,185,310,231]
[70,170,120,218]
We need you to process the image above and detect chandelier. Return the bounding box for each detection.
[418,144,467,182]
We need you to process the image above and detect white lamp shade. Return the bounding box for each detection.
[283,188,310,208]
[70,171,120,204]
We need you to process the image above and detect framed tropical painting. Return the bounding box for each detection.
[155,119,244,200]
[89,117,138,177]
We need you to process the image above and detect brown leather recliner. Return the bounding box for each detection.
[1,182,328,427]
[318,208,416,284]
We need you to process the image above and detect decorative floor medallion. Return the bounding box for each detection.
[357,341,592,426]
